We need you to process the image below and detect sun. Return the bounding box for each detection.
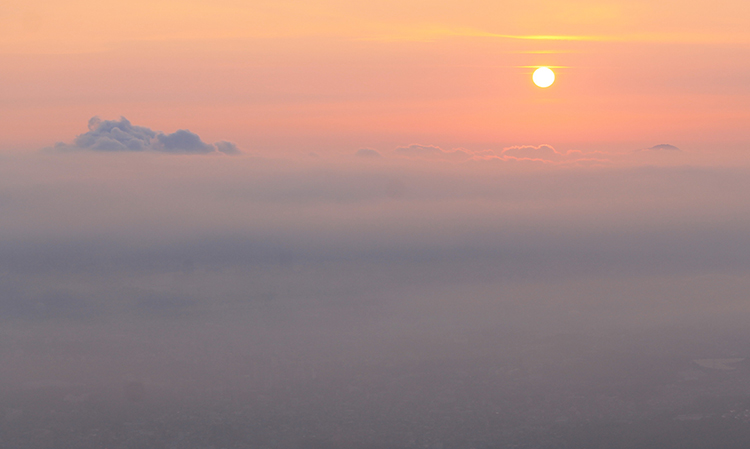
[532,67,555,88]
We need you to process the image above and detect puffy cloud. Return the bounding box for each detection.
[72,116,155,152]
[355,148,382,158]
[155,129,214,154]
[54,117,240,155]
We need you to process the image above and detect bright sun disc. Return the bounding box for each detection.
[532,67,555,88]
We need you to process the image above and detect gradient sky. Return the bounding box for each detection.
[1,0,749,158]
[5,5,750,443]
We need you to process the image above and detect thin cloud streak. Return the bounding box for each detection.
[364,27,750,44]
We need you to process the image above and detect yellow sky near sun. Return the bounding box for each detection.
[1,0,749,53]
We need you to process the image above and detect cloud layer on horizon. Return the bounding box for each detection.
[47,118,685,167]
[380,142,688,166]
[390,143,609,165]
[53,117,240,155]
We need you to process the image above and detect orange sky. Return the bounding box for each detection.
[1,0,749,158]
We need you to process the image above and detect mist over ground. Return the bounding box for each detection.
[2,152,750,448]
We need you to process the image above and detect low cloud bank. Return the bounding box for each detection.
[394,144,498,162]
[53,117,240,155]
[354,148,382,158]
[645,144,681,151]
[500,144,567,162]
[392,143,607,165]
[382,142,688,165]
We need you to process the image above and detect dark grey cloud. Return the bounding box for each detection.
[54,116,240,155]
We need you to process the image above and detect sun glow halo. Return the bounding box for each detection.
[532,67,555,88]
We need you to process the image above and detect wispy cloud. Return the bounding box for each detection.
[359,25,750,45]
[357,26,600,43]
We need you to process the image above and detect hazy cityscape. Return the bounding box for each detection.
[2,155,750,448]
